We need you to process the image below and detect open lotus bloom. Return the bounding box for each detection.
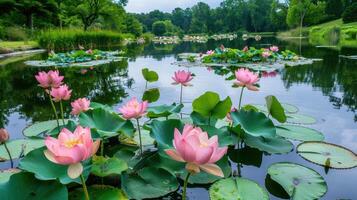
[44,126,100,179]
[206,50,214,55]
[262,50,272,58]
[270,46,279,52]
[165,124,228,177]
[172,70,193,86]
[234,68,260,91]
[35,70,64,89]
[71,98,90,115]
[119,97,148,119]
[50,84,72,102]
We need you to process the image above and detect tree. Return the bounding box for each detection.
[189,2,211,33]
[325,0,344,19]
[342,2,357,23]
[152,21,166,36]
[270,0,288,31]
[287,0,313,37]
[124,14,143,37]
[171,8,191,33]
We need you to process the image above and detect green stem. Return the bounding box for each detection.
[80,174,90,200]
[136,118,143,156]
[48,93,60,129]
[180,84,183,104]
[238,87,245,109]
[182,173,191,200]
[3,142,13,168]
[60,101,65,125]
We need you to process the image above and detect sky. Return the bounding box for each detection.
[125,0,222,13]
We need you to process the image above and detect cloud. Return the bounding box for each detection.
[125,0,221,13]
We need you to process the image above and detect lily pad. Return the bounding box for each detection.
[209,177,269,200]
[297,142,357,169]
[0,139,44,160]
[142,68,159,82]
[244,134,293,154]
[91,156,128,177]
[69,185,128,200]
[147,103,184,118]
[276,125,324,141]
[286,113,317,124]
[121,167,179,199]
[0,168,21,183]
[142,88,160,103]
[265,95,287,123]
[267,162,327,200]
[252,103,298,114]
[192,91,232,119]
[23,120,69,137]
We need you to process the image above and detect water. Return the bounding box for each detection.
[0,37,356,199]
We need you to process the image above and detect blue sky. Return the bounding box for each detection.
[125,0,222,13]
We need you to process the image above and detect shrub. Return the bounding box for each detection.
[342,3,357,23]
[37,29,125,51]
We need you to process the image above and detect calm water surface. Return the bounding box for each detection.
[0,38,356,199]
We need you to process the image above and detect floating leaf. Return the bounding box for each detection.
[0,139,44,160]
[245,134,293,154]
[265,174,290,199]
[265,95,287,123]
[0,172,68,200]
[91,156,128,177]
[147,103,183,118]
[69,185,128,200]
[121,167,179,199]
[276,125,324,141]
[23,120,69,137]
[267,162,327,200]
[142,88,160,103]
[0,168,21,184]
[142,68,159,82]
[209,177,269,200]
[252,103,298,114]
[286,113,317,124]
[231,110,276,138]
[297,142,357,169]
[192,92,232,119]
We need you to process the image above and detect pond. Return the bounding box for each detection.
[0,37,356,199]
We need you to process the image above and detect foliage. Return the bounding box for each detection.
[342,3,357,23]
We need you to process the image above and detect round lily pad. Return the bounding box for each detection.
[23,120,68,137]
[0,139,44,160]
[209,177,269,200]
[276,125,324,141]
[0,169,21,183]
[267,162,327,200]
[69,185,128,200]
[245,134,293,154]
[297,142,357,169]
[286,113,317,124]
[252,103,299,114]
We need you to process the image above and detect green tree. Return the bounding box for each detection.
[287,0,313,37]
[152,21,166,36]
[342,2,357,23]
[325,0,344,19]
[124,14,143,37]
[270,0,288,31]
[189,2,211,33]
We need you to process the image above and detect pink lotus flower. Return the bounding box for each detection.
[0,128,9,143]
[119,97,148,119]
[35,70,64,89]
[71,98,90,115]
[50,84,72,102]
[44,126,100,178]
[242,46,249,52]
[86,49,93,54]
[262,51,272,58]
[234,68,259,91]
[226,107,237,123]
[270,46,279,52]
[206,50,214,55]
[165,124,228,177]
[172,70,193,86]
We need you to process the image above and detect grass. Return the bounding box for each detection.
[0,41,38,53]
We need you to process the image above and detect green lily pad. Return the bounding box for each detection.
[267,162,327,200]
[244,134,293,154]
[142,88,160,103]
[276,125,324,141]
[69,185,128,200]
[252,103,298,114]
[200,125,235,146]
[91,156,128,177]
[142,68,159,82]
[297,142,357,169]
[147,103,184,118]
[0,139,44,160]
[133,129,155,147]
[231,110,276,138]
[79,108,135,138]
[0,168,21,183]
[209,177,269,200]
[0,172,68,200]
[23,120,69,137]
[190,111,217,126]
[192,91,232,119]
[121,167,179,199]
[286,113,317,124]
[265,95,287,123]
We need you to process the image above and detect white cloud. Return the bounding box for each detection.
[125,0,221,13]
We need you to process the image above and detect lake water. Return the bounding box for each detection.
[0,37,356,199]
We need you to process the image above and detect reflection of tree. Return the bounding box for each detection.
[281,48,357,121]
[0,56,132,126]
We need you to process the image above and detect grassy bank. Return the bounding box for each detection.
[0,41,38,53]
[38,29,132,51]
[278,19,357,48]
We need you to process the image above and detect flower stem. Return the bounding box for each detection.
[3,142,13,168]
[180,84,183,119]
[80,174,90,200]
[238,87,245,110]
[182,172,191,200]
[60,101,65,125]
[136,118,143,156]
[48,93,60,129]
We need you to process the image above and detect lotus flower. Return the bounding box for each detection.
[86,49,93,54]
[50,84,72,102]
[71,98,90,115]
[44,126,100,178]
[172,70,193,86]
[242,46,249,52]
[165,124,228,177]
[35,70,64,89]
[234,68,259,91]
[262,50,272,58]
[0,128,9,143]
[119,97,148,119]
[206,50,214,55]
[270,46,279,52]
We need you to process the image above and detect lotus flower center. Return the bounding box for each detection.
[200,141,208,147]
[64,138,81,148]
